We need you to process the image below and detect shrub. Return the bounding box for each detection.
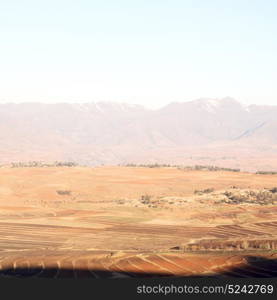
[56,190,71,196]
[270,187,277,193]
[10,161,78,168]
[140,194,152,204]
[194,188,214,195]
[256,171,277,175]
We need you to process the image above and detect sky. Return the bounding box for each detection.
[0,0,277,108]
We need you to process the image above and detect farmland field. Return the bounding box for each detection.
[0,166,276,278]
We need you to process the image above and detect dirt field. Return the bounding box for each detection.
[0,166,276,278]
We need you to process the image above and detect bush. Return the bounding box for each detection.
[56,190,71,196]
[194,188,215,195]
[256,171,277,175]
[10,161,78,168]
[270,187,277,193]
[140,194,152,204]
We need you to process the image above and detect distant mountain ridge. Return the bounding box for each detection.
[0,98,277,171]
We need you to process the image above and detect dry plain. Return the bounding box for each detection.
[0,166,276,278]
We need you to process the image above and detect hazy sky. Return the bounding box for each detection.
[0,0,276,108]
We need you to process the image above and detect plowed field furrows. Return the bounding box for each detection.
[105,224,211,237]
[207,224,272,239]
[0,252,276,278]
[0,167,276,277]
[0,222,100,251]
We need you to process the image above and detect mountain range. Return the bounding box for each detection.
[1,97,277,171]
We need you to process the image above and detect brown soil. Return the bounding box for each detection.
[0,166,276,278]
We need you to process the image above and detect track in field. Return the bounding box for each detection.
[0,252,276,278]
